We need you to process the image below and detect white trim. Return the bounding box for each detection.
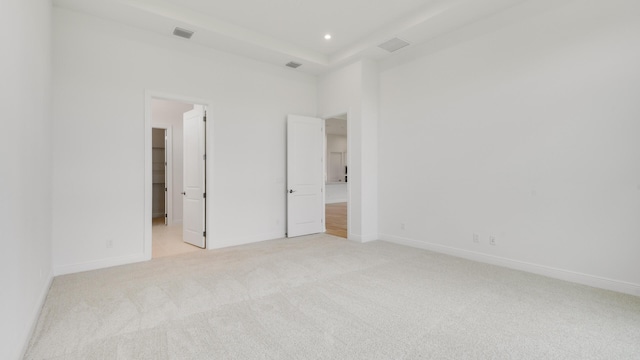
[151,124,173,225]
[322,119,326,234]
[380,233,640,297]
[145,90,213,258]
[349,233,378,243]
[208,231,285,250]
[54,254,147,276]
[16,272,53,360]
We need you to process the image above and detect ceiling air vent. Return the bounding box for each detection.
[173,27,194,39]
[378,37,410,53]
[285,61,302,69]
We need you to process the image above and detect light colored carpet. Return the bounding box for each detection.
[25,234,640,359]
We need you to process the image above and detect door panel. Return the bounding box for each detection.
[287,115,324,237]
[183,105,206,248]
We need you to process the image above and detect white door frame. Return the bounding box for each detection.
[144,90,213,260]
[323,111,352,241]
[152,124,173,225]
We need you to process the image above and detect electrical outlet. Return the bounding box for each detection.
[400,222,406,230]
[489,236,496,246]
[106,239,113,248]
[473,233,479,243]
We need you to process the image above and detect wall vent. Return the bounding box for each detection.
[173,27,194,39]
[378,37,410,53]
[285,61,302,69]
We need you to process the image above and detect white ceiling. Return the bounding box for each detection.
[168,0,432,55]
[53,0,531,74]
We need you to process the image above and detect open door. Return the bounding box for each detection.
[287,115,324,237]
[183,105,206,248]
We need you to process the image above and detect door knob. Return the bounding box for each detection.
[289,189,295,193]
[181,192,186,195]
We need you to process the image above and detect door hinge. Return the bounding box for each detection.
[203,231,206,237]
[203,154,206,161]
[203,192,206,198]
[164,187,167,191]
[165,213,167,218]
[203,115,206,122]
[321,218,323,223]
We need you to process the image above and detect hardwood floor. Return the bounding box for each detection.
[325,202,347,238]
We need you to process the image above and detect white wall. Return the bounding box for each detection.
[379,0,640,295]
[152,99,194,223]
[327,135,347,154]
[326,184,348,204]
[360,60,380,241]
[52,8,316,274]
[318,60,379,242]
[0,0,53,358]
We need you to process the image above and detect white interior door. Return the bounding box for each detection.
[183,105,206,248]
[287,115,324,237]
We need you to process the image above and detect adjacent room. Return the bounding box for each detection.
[2,0,639,359]
[325,114,349,238]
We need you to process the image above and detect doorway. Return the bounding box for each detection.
[324,114,348,238]
[145,94,209,259]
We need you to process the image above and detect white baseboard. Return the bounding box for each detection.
[348,233,379,243]
[208,231,286,250]
[54,253,147,276]
[380,233,640,297]
[17,271,53,360]
[325,198,347,204]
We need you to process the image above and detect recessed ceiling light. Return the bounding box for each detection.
[324,34,332,40]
